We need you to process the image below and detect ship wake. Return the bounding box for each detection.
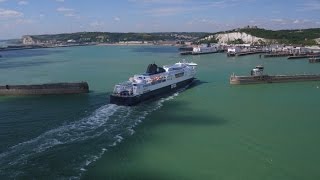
[0,91,182,179]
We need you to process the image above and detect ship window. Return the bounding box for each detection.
[175,72,184,78]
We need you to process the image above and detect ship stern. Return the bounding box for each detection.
[110,94,140,106]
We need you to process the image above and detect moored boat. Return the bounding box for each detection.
[180,44,223,55]
[192,44,222,55]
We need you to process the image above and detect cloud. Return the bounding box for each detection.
[135,23,145,29]
[64,13,76,17]
[206,0,239,8]
[260,18,319,30]
[56,0,65,2]
[56,7,79,18]
[18,1,28,5]
[270,18,313,26]
[271,18,285,23]
[114,17,120,22]
[299,0,320,11]
[56,7,74,12]
[16,18,34,24]
[145,7,194,16]
[0,0,7,2]
[271,10,280,14]
[130,0,250,7]
[184,17,320,32]
[0,9,23,18]
[128,0,188,4]
[293,19,300,24]
[187,18,216,25]
[133,0,252,17]
[90,21,105,27]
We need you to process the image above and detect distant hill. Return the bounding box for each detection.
[200,27,320,45]
[0,39,22,46]
[22,32,209,45]
[21,28,320,46]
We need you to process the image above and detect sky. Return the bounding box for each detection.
[0,0,320,39]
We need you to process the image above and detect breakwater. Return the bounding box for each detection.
[309,57,320,63]
[230,74,320,85]
[234,50,266,57]
[0,43,96,52]
[263,53,293,58]
[263,53,320,59]
[226,50,266,57]
[0,82,89,95]
[288,54,320,59]
[180,51,193,55]
[180,50,224,55]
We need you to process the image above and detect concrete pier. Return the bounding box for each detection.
[180,50,224,56]
[235,51,266,56]
[226,51,266,57]
[180,51,193,55]
[0,82,89,96]
[264,53,293,58]
[230,74,320,85]
[309,57,320,63]
[288,54,320,59]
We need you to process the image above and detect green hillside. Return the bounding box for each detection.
[26,32,209,43]
[240,28,320,45]
[212,27,320,45]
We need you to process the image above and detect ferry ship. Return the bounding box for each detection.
[180,44,223,55]
[192,44,221,55]
[110,61,197,106]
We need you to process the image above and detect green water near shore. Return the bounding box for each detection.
[1,46,320,179]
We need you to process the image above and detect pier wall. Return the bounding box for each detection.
[0,82,89,95]
[230,75,320,85]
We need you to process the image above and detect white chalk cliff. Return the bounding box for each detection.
[203,32,266,44]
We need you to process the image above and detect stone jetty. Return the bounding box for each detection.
[230,74,320,85]
[230,66,320,85]
[0,82,89,96]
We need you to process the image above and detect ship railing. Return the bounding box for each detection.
[112,92,134,97]
[145,76,166,85]
[113,82,134,95]
[112,86,134,97]
[230,73,237,79]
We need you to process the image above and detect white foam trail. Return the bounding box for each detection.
[76,91,184,178]
[0,104,120,168]
[0,88,185,179]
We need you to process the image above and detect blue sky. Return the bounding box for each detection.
[0,0,319,39]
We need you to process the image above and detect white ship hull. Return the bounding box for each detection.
[110,78,194,106]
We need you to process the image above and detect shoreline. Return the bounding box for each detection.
[96,43,178,46]
[0,43,179,52]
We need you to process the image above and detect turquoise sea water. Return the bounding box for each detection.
[1,46,320,179]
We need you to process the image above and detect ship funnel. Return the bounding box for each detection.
[146,63,158,75]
